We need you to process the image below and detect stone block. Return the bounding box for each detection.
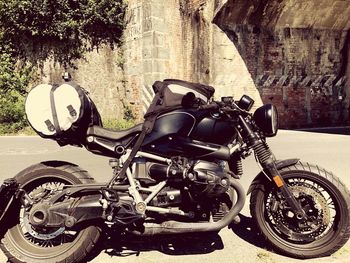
[143,73,166,85]
[153,60,166,73]
[152,47,170,59]
[150,3,166,18]
[154,32,165,46]
[142,47,152,59]
[142,18,153,33]
[124,64,141,76]
[143,73,155,85]
[149,17,167,33]
[143,59,153,73]
[142,32,154,46]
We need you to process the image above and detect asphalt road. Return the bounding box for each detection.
[1,130,350,263]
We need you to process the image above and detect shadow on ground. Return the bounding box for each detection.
[98,214,271,259]
[228,214,267,249]
[295,126,350,135]
[102,231,224,257]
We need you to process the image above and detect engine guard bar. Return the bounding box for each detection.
[0,178,20,223]
[131,178,245,236]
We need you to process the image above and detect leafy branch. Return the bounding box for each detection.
[0,0,126,66]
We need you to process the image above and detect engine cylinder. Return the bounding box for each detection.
[148,163,184,182]
[190,161,230,197]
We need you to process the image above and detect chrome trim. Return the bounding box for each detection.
[137,151,170,163]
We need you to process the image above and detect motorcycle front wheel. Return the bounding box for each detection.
[0,161,101,263]
[250,161,350,259]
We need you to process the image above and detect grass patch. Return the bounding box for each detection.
[0,118,137,136]
[0,123,36,136]
[17,126,37,136]
[102,118,136,130]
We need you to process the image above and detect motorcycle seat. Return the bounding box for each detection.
[87,123,143,141]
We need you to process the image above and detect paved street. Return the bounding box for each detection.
[0,130,350,262]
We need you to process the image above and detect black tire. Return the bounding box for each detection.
[0,161,101,263]
[250,161,350,259]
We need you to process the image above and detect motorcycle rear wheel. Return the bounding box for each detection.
[0,161,101,263]
[250,161,350,259]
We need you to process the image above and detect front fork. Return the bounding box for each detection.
[262,161,306,219]
[238,116,306,219]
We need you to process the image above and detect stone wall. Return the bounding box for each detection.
[41,46,126,122]
[123,0,262,119]
[41,0,262,123]
[178,0,261,105]
[229,26,348,128]
[39,0,350,129]
[214,0,350,128]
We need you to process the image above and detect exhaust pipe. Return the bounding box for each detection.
[132,178,245,235]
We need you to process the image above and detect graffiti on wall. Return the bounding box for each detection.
[256,74,347,97]
[124,3,152,41]
[142,2,152,33]
[124,4,142,40]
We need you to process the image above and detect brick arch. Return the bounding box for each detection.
[214,0,350,128]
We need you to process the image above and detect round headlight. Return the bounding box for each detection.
[253,104,278,137]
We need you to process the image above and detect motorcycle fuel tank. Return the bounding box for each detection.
[190,111,236,145]
[142,110,235,160]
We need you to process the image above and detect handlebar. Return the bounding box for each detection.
[199,100,249,115]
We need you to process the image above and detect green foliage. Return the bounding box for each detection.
[0,124,36,135]
[0,43,35,133]
[102,118,135,131]
[0,0,127,134]
[0,50,34,95]
[102,105,136,131]
[123,105,135,121]
[0,0,126,66]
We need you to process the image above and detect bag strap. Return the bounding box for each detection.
[49,84,62,135]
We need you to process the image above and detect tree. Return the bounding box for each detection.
[0,0,126,66]
[0,0,126,133]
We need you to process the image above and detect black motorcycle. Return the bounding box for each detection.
[0,79,349,262]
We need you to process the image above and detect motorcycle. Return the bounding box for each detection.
[0,79,349,262]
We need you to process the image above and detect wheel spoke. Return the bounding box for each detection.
[265,177,336,244]
[20,180,78,248]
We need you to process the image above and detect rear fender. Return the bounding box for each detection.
[0,161,87,228]
[247,158,299,195]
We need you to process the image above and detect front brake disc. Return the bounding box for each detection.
[268,185,330,242]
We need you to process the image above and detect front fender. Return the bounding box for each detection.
[247,158,299,195]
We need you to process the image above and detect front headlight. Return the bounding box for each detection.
[253,104,278,137]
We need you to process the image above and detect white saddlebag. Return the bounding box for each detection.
[25,82,101,146]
